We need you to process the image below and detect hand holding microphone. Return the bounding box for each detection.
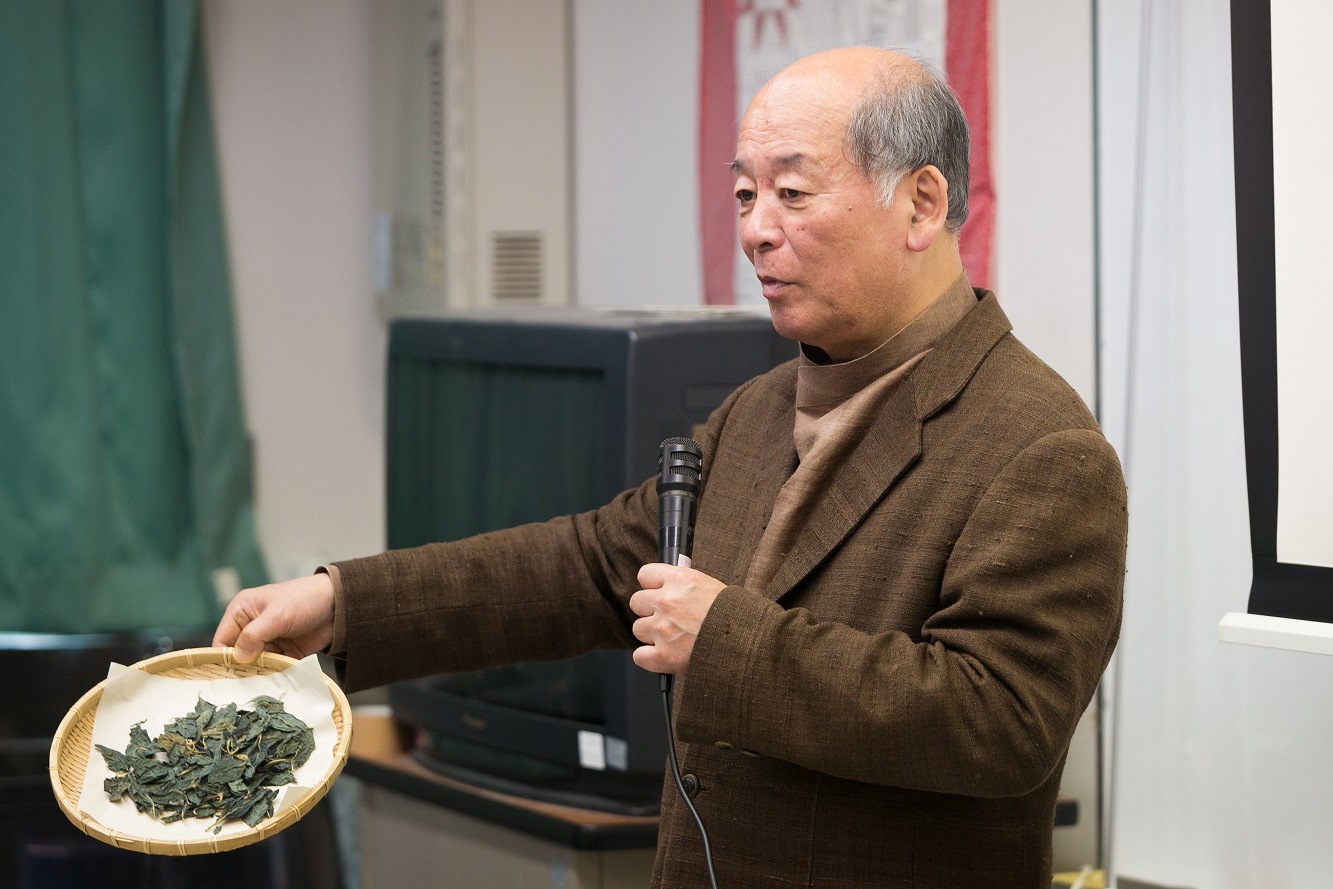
[628,438,726,676]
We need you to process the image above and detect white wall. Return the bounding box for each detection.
[202,0,385,580]
[571,0,703,308]
[994,0,1097,407]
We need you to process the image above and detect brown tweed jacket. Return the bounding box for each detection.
[333,292,1127,889]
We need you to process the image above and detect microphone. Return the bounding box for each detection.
[657,437,702,567]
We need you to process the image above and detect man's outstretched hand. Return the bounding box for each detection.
[213,572,336,663]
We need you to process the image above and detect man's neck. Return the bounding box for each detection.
[896,246,965,332]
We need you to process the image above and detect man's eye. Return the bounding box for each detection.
[779,188,803,200]
[735,189,755,203]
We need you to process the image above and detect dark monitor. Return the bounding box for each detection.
[385,307,794,814]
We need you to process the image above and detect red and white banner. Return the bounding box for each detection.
[699,0,993,305]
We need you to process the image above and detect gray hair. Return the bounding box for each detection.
[844,53,970,233]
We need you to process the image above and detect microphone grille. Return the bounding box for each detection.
[658,438,703,485]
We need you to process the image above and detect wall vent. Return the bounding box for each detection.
[491,231,543,301]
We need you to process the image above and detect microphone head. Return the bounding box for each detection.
[657,437,702,498]
[658,438,702,566]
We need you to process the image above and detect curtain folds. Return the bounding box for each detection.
[0,0,266,633]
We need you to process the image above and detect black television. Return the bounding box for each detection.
[385,307,793,815]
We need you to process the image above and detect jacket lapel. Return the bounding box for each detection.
[711,366,800,586]
[760,292,1014,603]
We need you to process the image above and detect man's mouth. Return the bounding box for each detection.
[758,276,791,298]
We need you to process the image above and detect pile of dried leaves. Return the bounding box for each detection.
[96,696,315,833]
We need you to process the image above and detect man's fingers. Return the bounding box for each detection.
[631,643,661,673]
[632,613,654,644]
[632,610,678,674]
[212,598,254,648]
[217,594,271,663]
[629,588,659,618]
[233,616,272,664]
[636,562,673,588]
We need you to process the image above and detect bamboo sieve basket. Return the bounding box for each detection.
[48,647,353,855]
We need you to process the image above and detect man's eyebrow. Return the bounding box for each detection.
[730,153,809,177]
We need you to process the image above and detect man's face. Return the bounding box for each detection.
[733,74,912,362]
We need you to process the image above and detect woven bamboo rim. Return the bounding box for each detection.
[48,647,353,855]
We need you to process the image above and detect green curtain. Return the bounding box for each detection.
[0,0,267,632]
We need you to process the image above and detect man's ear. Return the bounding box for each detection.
[904,165,950,253]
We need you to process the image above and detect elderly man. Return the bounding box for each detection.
[216,47,1125,888]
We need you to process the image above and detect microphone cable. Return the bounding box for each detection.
[661,672,718,889]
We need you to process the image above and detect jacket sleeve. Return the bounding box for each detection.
[675,427,1127,798]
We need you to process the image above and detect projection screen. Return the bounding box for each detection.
[1233,0,1333,622]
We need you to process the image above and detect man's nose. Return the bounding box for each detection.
[740,195,783,254]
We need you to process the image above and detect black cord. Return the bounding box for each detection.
[660,673,719,889]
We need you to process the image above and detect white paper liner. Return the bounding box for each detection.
[77,654,339,842]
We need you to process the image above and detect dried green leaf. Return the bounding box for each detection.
[96,744,132,773]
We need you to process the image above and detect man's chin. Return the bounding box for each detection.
[764,306,807,345]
